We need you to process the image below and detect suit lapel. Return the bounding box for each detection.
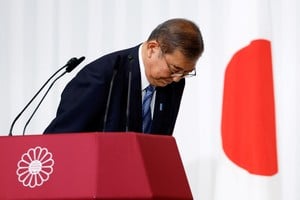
[152,87,172,134]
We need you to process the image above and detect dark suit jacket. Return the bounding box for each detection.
[44,45,185,135]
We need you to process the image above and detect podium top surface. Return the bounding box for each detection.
[0,132,192,199]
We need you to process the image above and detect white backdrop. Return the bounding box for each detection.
[0,0,299,199]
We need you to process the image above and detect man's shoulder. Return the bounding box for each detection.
[87,44,140,66]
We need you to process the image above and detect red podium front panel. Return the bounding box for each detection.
[0,132,193,199]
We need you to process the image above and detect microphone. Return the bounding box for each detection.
[125,55,134,132]
[22,56,85,135]
[66,56,85,72]
[9,56,85,136]
[102,55,120,132]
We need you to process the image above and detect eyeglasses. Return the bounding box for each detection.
[162,55,196,78]
[167,64,196,78]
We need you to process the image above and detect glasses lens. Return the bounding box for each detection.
[163,53,196,78]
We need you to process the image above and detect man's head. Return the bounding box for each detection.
[142,18,204,87]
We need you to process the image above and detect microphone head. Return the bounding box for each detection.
[66,56,85,72]
[77,56,86,64]
[66,57,78,65]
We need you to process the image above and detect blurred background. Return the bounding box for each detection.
[0,0,299,199]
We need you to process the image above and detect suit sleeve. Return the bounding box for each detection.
[44,58,114,134]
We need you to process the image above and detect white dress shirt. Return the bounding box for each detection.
[138,44,156,118]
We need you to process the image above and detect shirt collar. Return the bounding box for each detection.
[139,44,150,91]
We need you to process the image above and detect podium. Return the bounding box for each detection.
[0,132,193,199]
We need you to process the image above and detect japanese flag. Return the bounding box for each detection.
[215,0,280,199]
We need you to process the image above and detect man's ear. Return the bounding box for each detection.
[146,40,159,58]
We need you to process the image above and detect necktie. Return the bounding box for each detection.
[142,85,155,133]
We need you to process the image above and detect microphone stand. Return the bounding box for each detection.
[125,55,134,132]
[22,72,66,135]
[9,57,85,136]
